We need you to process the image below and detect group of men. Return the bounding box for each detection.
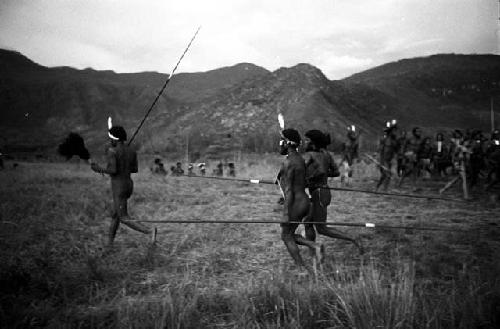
[277,128,363,274]
[88,120,364,273]
[376,120,500,196]
[150,159,236,177]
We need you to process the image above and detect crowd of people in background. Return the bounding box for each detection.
[376,120,500,197]
[150,159,236,178]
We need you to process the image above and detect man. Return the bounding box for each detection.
[439,130,470,199]
[396,130,408,177]
[277,128,323,273]
[418,137,433,179]
[151,158,167,175]
[228,162,236,177]
[173,162,184,176]
[187,163,195,176]
[198,162,206,176]
[90,120,155,247]
[432,133,451,178]
[303,130,363,256]
[213,161,223,176]
[398,127,422,189]
[485,131,500,191]
[376,122,399,191]
[340,125,358,186]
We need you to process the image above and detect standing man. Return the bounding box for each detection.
[398,127,422,189]
[376,122,399,191]
[278,128,323,273]
[396,130,408,177]
[303,130,363,256]
[340,125,359,186]
[90,119,155,247]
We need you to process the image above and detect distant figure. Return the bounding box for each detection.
[485,132,500,191]
[172,162,184,176]
[439,130,470,199]
[376,121,399,191]
[198,162,206,176]
[151,158,167,176]
[187,163,195,176]
[340,125,359,186]
[90,119,155,247]
[213,161,223,176]
[396,130,408,177]
[398,127,422,189]
[418,137,433,179]
[432,133,451,178]
[13,163,19,169]
[228,162,236,177]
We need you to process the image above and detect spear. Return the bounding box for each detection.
[128,26,201,146]
[133,219,469,233]
[181,174,463,202]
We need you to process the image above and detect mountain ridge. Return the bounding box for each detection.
[1,49,499,157]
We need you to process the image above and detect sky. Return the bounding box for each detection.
[0,0,498,79]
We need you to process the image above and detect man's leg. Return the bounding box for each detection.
[315,225,363,254]
[281,223,309,270]
[108,212,120,246]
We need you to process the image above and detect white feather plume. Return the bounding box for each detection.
[108,117,113,130]
[278,113,285,130]
[351,125,356,132]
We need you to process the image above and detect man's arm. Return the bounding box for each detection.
[325,151,340,177]
[282,161,295,222]
[91,150,117,175]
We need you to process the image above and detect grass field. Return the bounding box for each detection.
[1,156,499,328]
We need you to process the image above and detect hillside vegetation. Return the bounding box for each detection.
[1,50,500,158]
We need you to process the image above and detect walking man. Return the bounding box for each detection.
[90,118,155,247]
[303,130,363,256]
[277,128,323,273]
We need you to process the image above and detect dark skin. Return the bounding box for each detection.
[377,127,398,191]
[303,137,363,255]
[90,139,151,246]
[278,139,322,272]
[398,128,422,189]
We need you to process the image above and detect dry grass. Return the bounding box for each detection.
[0,157,499,328]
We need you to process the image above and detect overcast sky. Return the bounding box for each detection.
[0,0,498,79]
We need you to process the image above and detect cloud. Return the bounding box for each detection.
[0,0,496,79]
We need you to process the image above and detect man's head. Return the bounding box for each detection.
[280,128,301,155]
[176,162,182,167]
[436,133,444,142]
[304,129,325,151]
[108,126,127,146]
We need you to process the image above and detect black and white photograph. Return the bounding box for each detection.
[0,0,499,327]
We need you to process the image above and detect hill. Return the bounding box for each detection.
[1,49,499,158]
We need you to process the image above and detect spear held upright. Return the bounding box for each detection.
[128,26,202,146]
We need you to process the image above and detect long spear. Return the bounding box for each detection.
[128,26,201,146]
[134,219,468,233]
[180,174,463,202]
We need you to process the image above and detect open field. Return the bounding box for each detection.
[1,157,500,328]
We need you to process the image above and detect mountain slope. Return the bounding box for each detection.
[1,49,500,157]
